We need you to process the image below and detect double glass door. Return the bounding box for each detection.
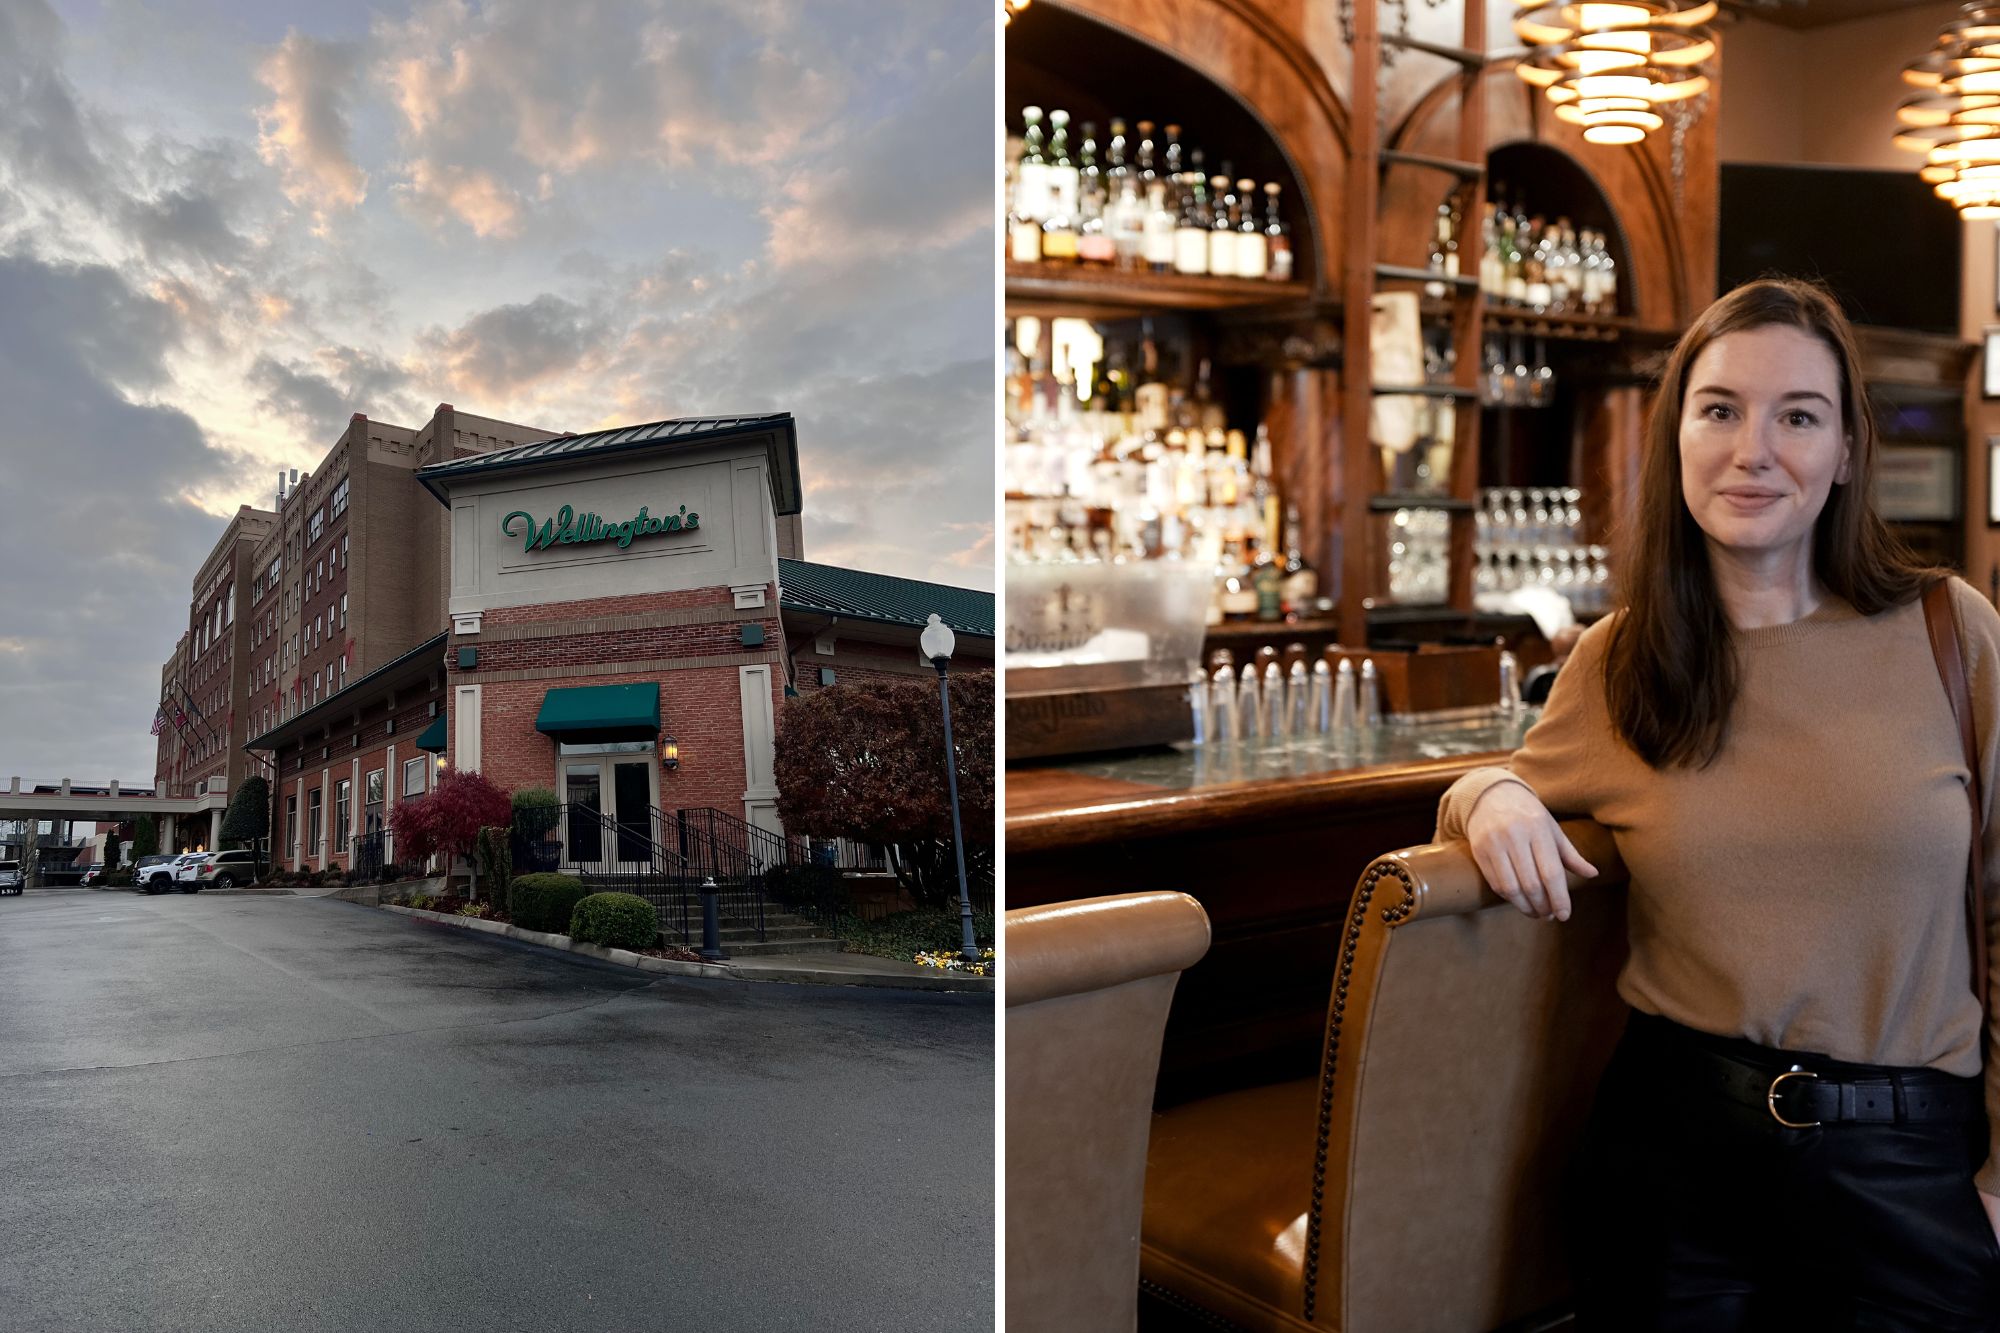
[561,742,658,870]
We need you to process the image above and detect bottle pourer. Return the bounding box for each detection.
[1288,660,1310,736]
[1333,658,1358,735]
[1264,660,1286,739]
[1312,658,1333,733]
[1210,664,1237,743]
[1238,663,1263,741]
[1359,657,1381,728]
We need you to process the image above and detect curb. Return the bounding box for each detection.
[377,904,993,993]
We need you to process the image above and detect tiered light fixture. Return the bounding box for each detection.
[1894,6,2000,218]
[1513,4,1716,146]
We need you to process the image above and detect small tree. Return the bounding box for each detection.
[774,672,995,906]
[131,815,159,861]
[390,770,513,901]
[220,776,270,879]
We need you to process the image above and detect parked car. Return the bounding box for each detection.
[79,862,106,886]
[171,853,215,890]
[190,849,255,890]
[136,853,203,894]
[0,860,20,895]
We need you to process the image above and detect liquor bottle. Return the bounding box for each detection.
[1009,192,1043,263]
[1280,504,1319,614]
[1547,218,1574,312]
[1133,331,1170,433]
[1263,182,1293,281]
[1107,119,1144,271]
[1479,200,1501,298]
[1041,193,1078,263]
[1173,154,1212,275]
[1162,124,1184,182]
[1208,170,1238,277]
[1597,234,1619,315]
[1140,124,1176,274]
[1526,215,1552,311]
[1017,107,1049,225]
[1236,179,1267,279]
[1076,126,1115,266]
[1504,206,1529,306]
[1251,423,1279,553]
[1252,540,1284,622]
[1444,195,1463,280]
[1425,200,1451,299]
[1047,110,1079,227]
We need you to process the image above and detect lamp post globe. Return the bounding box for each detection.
[923,613,981,964]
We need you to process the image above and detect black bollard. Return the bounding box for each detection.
[698,876,728,961]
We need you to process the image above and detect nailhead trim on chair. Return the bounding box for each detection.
[1301,858,1418,1323]
[1140,1277,1257,1330]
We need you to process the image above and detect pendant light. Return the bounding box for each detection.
[1894,5,2000,218]
[1513,3,1717,146]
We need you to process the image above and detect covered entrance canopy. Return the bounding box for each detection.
[535,683,661,738]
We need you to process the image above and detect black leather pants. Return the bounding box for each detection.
[1566,1011,2000,1332]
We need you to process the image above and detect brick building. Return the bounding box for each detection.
[221,411,990,875]
[153,507,274,805]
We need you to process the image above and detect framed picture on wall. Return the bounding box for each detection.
[1986,328,2000,399]
[1989,439,2000,526]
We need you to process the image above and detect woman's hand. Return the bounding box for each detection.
[1465,779,1598,922]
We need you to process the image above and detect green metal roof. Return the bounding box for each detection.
[778,559,993,638]
[414,716,447,752]
[416,414,801,515]
[534,683,661,737]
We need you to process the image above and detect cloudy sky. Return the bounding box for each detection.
[0,0,995,785]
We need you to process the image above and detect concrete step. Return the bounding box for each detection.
[695,937,846,957]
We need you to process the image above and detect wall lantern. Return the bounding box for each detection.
[661,736,680,770]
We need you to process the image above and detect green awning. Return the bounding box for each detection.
[535,683,661,737]
[414,716,447,752]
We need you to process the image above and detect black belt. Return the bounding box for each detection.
[1628,1014,1984,1130]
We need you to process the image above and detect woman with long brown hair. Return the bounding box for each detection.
[1435,277,2000,1328]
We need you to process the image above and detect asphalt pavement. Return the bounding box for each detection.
[0,889,994,1332]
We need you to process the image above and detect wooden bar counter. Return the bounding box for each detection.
[1007,712,1536,1103]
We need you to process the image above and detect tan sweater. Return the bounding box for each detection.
[1436,577,2000,1192]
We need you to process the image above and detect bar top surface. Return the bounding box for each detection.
[1006,710,1538,851]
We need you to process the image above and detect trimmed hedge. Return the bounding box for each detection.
[570,892,660,949]
[509,873,589,934]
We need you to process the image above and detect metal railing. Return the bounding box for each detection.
[352,829,422,882]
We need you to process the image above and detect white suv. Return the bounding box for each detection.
[0,860,21,895]
[138,853,205,894]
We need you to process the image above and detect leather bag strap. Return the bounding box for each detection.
[1922,578,1990,1013]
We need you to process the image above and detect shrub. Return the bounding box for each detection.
[570,892,660,949]
[475,825,511,897]
[456,901,493,919]
[509,873,590,934]
[761,862,847,913]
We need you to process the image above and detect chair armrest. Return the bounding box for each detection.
[1007,891,1212,1007]
[1378,818,1625,923]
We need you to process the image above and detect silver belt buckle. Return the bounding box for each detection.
[1767,1064,1821,1129]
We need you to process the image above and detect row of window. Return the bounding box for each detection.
[284,759,428,859]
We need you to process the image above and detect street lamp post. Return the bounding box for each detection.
[919,613,982,964]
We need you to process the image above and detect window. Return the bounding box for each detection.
[340,594,347,628]
[267,555,281,586]
[402,757,426,799]
[318,557,325,582]
[307,788,322,855]
[364,769,384,832]
[307,506,325,543]
[334,780,350,853]
[285,797,297,857]
[341,534,348,567]
[330,477,349,518]
[224,585,233,625]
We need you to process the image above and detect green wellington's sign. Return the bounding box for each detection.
[501,503,700,554]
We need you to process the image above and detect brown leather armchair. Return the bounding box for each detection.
[1007,891,1214,1333]
[1140,821,1629,1332]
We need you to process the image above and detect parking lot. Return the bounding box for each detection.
[0,889,993,1332]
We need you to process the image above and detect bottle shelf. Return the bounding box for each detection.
[1006,260,1312,319]
[1203,615,1344,641]
[1369,494,1475,513]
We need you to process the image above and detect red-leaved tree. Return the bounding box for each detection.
[774,672,994,905]
[389,769,513,900]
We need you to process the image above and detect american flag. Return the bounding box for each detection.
[150,707,166,736]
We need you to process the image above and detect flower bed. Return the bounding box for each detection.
[836,906,997,973]
[913,948,996,978]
